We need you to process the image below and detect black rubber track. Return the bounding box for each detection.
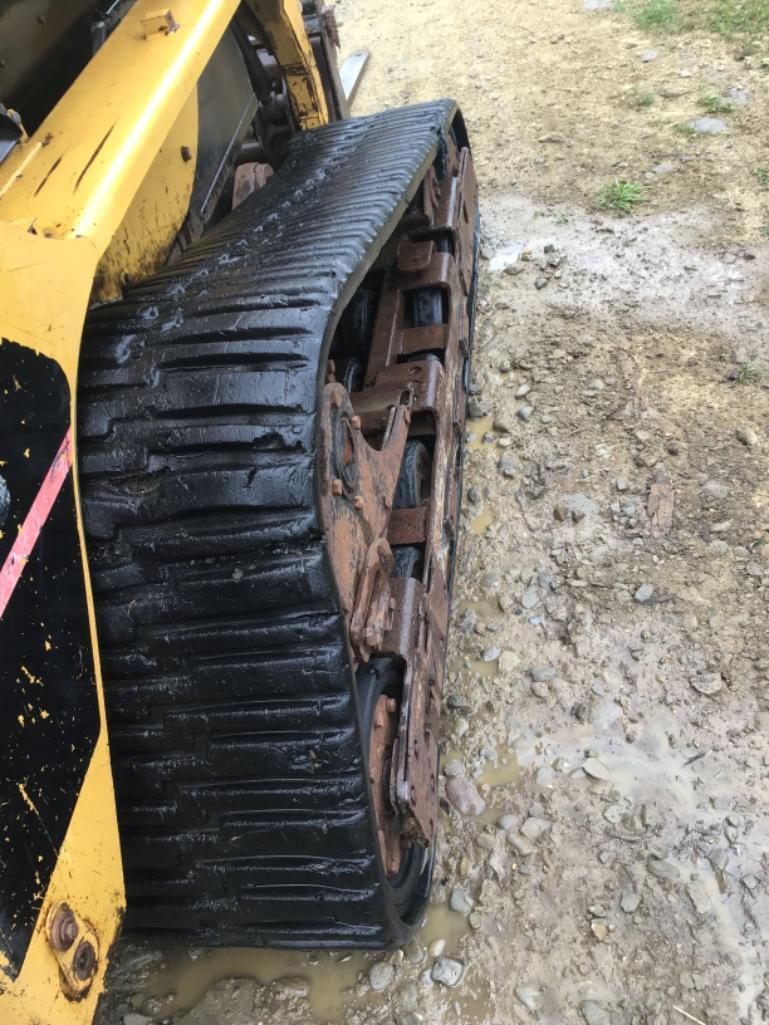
[77,101,462,948]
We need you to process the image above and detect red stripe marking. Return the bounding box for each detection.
[0,428,73,619]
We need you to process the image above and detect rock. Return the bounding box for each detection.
[369,962,396,992]
[647,856,680,882]
[641,49,657,62]
[615,477,628,492]
[274,977,310,998]
[530,665,556,683]
[581,1000,611,1025]
[520,816,552,842]
[493,416,514,434]
[124,1016,153,1025]
[507,832,535,858]
[444,759,465,778]
[515,382,531,398]
[736,426,758,448]
[554,503,569,522]
[467,395,490,420]
[634,583,654,604]
[446,778,486,817]
[534,276,549,290]
[686,881,711,914]
[517,404,533,422]
[688,116,728,135]
[590,920,609,942]
[515,986,540,1011]
[428,938,446,957]
[497,814,517,830]
[726,87,750,107]
[564,493,599,520]
[395,980,419,1011]
[652,161,676,176]
[531,681,549,699]
[620,888,642,913]
[499,651,517,673]
[582,757,610,781]
[691,672,723,696]
[481,646,501,662]
[499,456,517,478]
[449,888,475,915]
[467,486,481,503]
[431,957,464,987]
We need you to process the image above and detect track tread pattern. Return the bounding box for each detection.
[78,102,455,947]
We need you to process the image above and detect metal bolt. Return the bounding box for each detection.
[331,478,343,496]
[72,940,97,981]
[353,495,364,510]
[49,905,79,952]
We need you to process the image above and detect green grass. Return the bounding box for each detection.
[761,224,769,237]
[627,89,656,109]
[700,90,735,113]
[673,121,698,135]
[732,362,769,383]
[596,180,647,214]
[619,0,681,29]
[617,0,769,36]
[755,167,769,187]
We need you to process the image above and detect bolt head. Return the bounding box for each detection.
[72,939,97,981]
[49,905,79,952]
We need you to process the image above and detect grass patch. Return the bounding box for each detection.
[596,180,647,214]
[755,167,769,187]
[673,121,698,135]
[708,0,769,36]
[700,90,735,113]
[627,89,656,108]
[619,0,681,30]
[731,362,769,383]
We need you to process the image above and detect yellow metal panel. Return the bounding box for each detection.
[247,0,329,129]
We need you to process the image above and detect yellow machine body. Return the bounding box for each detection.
[0,4,328,1022]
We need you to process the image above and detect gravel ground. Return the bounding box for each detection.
[96,2,769,1024]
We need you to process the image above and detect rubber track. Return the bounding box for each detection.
[78,101,458,947]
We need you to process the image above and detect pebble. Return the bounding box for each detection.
[581,1001,611,1025]
[428,938,446,957]
[517,404,533,422]
[736,426,758,448]
[688,116,728,135]
[582,756,610,781]
[444,759,465,778]
[640,49,657,62]
[690,672,723,696]
[590,920,609,942]
[647,856,680,882]
[520,816,552,842]
[507,832,535,858]
[467,395,490,419]
[521,589,539,609]
[369,962,395,991]
[686,880,711,914]
[431,957,464,987]
[652,161,676,176]
[515,986,540,1011]
[445,777,486,817]
[449,887,475,915]
[530,665,556,682]
[493,416,514,434]
[531,681,549,699]
[497,813,517,830]
[499,456,517,478]
[535,276,549,289]
[634,583,654,604]
[498,651,517,673]
[615,477,628,492]
[481,646,501,662]
[620,888,642,913]
[515,382,531,397]
[554,503,570,522]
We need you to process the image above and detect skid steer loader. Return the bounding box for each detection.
[0,2,479,1022]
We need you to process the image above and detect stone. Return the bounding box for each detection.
[174,980,262,1025]
[500,456,517,478]
[481,646,501,662]
[124,1016,153,1025]
[647,857,680,882]
[446,777,486,817]
[515,382,531,398]
[497,814,517,830]
[530,665,556,682]
[615,477,628,492]
[521,589,539,609]
[467,395,490,420]
[691,673,723,696]
[554,503,570,522]
[274,977,310,998]
[520,816,552,842]
[431,957,464,987]
[517,405,533,422]
[582,757,610,781]
[686,881,711,914]
[620,888,642,913]
[564,493,599,520]
[444,759,465,778]
[688,116,728,135]
[369,962,395,991]
[499,651,517,673]
[640,49,657,62]
[493,416,514,434]
[535,276,549,290]
[736,426,758,448]
[634,583,654,604]
[449,888,475,915]
[590,920,609,941]
[507,832,535,858]
[581,1000,611,1025]
[531,681,549,699]
[428,938,446,957]
[652,161,676,176]
[515,986,540,1011]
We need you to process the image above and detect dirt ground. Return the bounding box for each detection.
[96,2,769,1024]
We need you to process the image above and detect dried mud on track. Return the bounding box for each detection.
[97,2,769,1025]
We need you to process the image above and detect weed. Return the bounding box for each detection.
[700,90,735,113]
[627,89,656,109]
[708,0,769,36]
[596,180,646,214]
[760,224,769,237]
[622,0,681,30]
[755,167,769,187]
[731,362,769,383]
[673,122,697,135]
